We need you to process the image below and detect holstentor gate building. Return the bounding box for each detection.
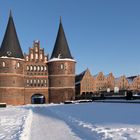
[0,12,76,105]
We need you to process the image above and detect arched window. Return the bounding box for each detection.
[30,79,33,84]
[34,79,36,84]
[34,66,37,71]
[44,66,47,71]
[27,79,29,87]
[38,79,40,86]
[41,66,44,71]
[27,79,29,83]
[17,62,20,68]
[37,66,40,71]
[37,79,40,84]
[27,65,29,71]
[30,65,33,71]
[2,61,6,67]
[41,79,43,86]
[44,80,47,87]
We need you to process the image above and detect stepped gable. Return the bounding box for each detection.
[0,11,24,59]
[51,18,73,59]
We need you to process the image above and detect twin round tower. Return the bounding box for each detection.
[0,12,76,105]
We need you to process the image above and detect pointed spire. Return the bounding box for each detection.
[0,11,24,59]
[50,18,73,59]
[9,9,12,17]
[60,16,62,23]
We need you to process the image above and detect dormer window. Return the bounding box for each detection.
[58,54,61,59]
[7,51,12,56]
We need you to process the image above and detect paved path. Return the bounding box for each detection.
[30,106,80,140]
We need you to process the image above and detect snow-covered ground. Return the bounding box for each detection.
[0,106,32,140]
[0,102,140,140]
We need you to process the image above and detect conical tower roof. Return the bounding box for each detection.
[0,11,24,59]
[51,18,73,59]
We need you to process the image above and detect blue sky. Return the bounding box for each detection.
[0,0,140,77]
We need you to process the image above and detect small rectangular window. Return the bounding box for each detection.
[60,64,64,69]
[2,62,6,67]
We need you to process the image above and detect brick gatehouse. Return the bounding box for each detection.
[0,12,76,105]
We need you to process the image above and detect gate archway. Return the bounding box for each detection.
[31,93,45,104]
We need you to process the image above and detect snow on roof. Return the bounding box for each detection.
[0,56,25,61]
[35,40,39,43]
[48,58,75,62]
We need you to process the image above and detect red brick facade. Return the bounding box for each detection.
[0,41,75,105]
[0,13,76,105]
[48,60,75,103]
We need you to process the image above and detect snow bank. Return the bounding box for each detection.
[0,106,32,140]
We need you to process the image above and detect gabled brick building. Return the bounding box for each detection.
[0,12,75,105]
[76,69,140,96]
[75,69,95,95]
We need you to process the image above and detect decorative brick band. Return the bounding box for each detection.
[49,74,75,77]
[49,86,75,89]
[0,87,25,89]
[0,73,24,77]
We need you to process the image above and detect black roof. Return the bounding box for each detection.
[0,11,24,59]
[127,75,137,79]
[75,70,86,83]
[51,19,73,59]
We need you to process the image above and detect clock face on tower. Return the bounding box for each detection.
[7,51,12,56]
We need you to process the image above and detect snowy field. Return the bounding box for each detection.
[0,102,140,140]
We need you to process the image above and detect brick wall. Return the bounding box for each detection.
[48,60,75,103]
